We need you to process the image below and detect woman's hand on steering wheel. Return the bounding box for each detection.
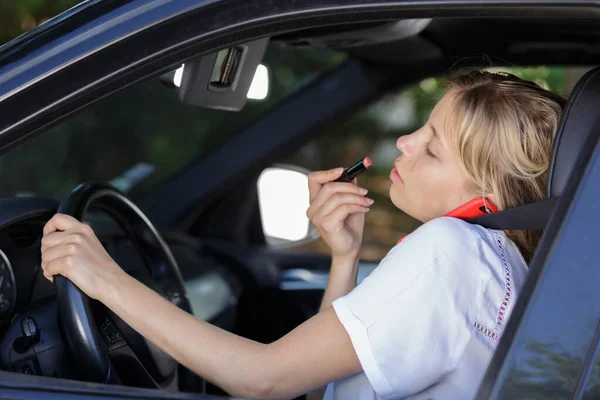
[41,213,124,301]
[306,168,373,261]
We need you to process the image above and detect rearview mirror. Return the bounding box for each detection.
[177,38,270,111]
[257,165,320,246]
[172,63,269,101]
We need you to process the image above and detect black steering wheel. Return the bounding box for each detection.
[54,183,192,388]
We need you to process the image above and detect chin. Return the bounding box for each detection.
[390,189,426,222]
[389,187,400,207]
[389,189,408,213]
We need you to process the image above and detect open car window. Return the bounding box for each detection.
[0,44,346,199]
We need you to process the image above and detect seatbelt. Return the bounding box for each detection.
[398,198,497,244]
[397,197,558,244]
[466,197,558,230]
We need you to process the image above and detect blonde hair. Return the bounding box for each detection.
[444,71,565,262]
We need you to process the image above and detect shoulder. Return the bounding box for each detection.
[413,216,481,242]
[374,217,499,294]
[367,217,492,295]
[388,217,483,261]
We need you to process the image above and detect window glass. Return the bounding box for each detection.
[282,66,590,261]
[0,45,347,198]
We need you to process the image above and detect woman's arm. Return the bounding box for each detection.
[106,273,361,399]
[306,254,359,400]
[303,168,368,400]
[318,255,359,312]
[41,214,362,400]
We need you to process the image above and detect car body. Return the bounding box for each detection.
[1,1,600,399]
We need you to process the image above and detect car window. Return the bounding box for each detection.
[0,45,346,198]
[281,66,591,261]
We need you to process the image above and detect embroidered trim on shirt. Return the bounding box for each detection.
[473,231,513,342]
[493,230,513,329]
[474,322,500,341]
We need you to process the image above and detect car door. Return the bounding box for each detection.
[472,87,600,398]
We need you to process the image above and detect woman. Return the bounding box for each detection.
[40,71,564,399]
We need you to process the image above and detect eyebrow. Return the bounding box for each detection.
[427,122,447,153]
[428,122,438,138]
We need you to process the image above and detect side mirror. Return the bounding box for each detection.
[257,165,320,246]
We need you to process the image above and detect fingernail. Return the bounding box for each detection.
[366,198,374,205]
[360,188,368,195]
[335,167,344,174]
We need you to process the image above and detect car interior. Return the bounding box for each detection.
[0,11,600,399]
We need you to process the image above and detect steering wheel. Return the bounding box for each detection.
[54,183,192,388]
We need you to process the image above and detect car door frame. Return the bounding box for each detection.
[476,92,600,398]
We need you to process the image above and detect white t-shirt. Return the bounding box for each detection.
[324,217,528,400]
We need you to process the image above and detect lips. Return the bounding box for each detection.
[390,165,403,183]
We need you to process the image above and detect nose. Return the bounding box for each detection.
[396,133,416,157]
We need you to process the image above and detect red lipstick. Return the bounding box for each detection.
[334,156,372,183]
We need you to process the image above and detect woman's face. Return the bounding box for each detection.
[389,90,481,222]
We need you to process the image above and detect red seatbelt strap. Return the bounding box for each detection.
[397,198,498,244]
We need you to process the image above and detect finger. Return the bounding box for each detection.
[43,214,83,236]
[43,270,54,283]
[307,168,344,202]
[320,204,369,233]
[41,242,78,269]
[44,256,73,281]
[40,230,79,252]
[307,182,368,218]
[313,192,373,221]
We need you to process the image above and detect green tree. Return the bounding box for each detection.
[0,0,81,45]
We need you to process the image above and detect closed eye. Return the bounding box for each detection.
[424,144,437,159]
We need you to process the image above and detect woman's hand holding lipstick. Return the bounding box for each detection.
[306,157,373,260]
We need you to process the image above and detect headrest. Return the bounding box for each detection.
[548,66,600,198]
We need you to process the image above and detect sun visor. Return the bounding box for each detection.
[178,38,269,111]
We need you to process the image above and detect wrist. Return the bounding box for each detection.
[320,253,360,311]
[330,253,359,280]
[331,252,360,267]
[100,263,129,304]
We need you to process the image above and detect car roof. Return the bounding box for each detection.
[274,17,600,67]
[0,0,599,156]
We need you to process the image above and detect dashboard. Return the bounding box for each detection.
[0,212,54,328]
[0,197,241,381]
